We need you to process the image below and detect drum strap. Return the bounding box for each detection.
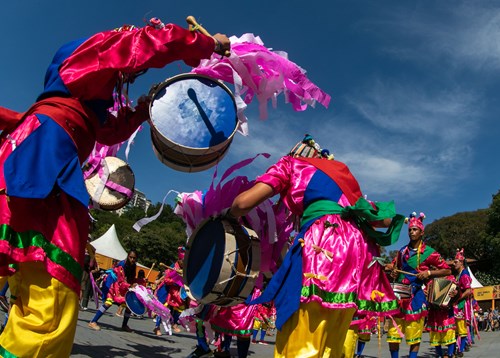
[402,246,435,271]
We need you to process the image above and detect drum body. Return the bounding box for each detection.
[391,283,412,300]
[149,73,238,173]
[427,277,457,308]
[183,217,260,307]
[84,156,135,210]
[125,290,146,316]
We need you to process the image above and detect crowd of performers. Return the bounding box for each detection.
[341,213,477,358]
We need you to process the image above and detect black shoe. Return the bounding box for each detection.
[187,345,213,358]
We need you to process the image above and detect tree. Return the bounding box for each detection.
[424,210,488,261]
[423,189,500,282]
[89,203,187,268]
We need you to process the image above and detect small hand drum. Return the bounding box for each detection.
[427,277,457,308]
[183,217,260,307]
[390,283,411,300]
[125,290,146,316]
[84,156,135,211]
[149,73,238,173]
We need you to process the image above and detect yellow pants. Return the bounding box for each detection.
[275,301,355,358]
[429,329,456,346]
[0,262,79,358]
[386,317,425,345]
[342,328,358,358]
[456,319,467,337]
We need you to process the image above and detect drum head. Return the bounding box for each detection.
[85,156,135,210]
[150,74,237,150]
[125,291,146,316]
[184,219,226,301]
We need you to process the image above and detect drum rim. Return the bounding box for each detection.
[148,73,238,151]
[150,129,233,173]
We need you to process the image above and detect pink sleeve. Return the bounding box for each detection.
[426,251,450,270]
[460,273,472,290]
[60,24,215,99]
[255,157,292,195]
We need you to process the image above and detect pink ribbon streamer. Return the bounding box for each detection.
[130,285,173,335]
[192,34,331,135]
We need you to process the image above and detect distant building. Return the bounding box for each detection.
[115,188,152,215]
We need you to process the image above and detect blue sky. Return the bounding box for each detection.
[2,1,499,251]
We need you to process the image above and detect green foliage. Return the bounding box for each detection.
[486,190,500,235]
[89,204,187,268]
[423,190,500,284]
[473,271,500,286]
[424,209,488,260]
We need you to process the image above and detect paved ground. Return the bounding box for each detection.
[72,306,274,357]
[72,306,500,357]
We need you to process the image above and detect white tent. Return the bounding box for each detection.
[469,268,483,288]
[90,224,128,261]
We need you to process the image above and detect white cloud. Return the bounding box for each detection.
[372,2,500,71]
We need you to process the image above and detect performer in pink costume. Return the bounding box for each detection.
[154,247,189,335]
[0,17,230,357]
[386,212,451,358]
[227,134,405,358]
[450,249,473,357]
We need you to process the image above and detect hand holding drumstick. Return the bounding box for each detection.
[186,16,231,57]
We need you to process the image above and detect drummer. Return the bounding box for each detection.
[226,134,404,358]
[88,249,139,332]
[385,212,451,358]
[0,16,230,357]
[153,246,188,336]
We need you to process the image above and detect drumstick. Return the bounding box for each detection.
[394,269,418,277]
[186,16,230,57]
[159,262,183,275]
[145,262,155,280]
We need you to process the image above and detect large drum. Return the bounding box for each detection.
[84,156,135,210]
[149,73,238,173]
[183,217,260,307]
[125,290,146,316]
[391,283,412,300]
[427,277,457,308]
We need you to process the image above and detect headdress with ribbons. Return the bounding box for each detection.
[405,212,425,231]
[288,134,334,160]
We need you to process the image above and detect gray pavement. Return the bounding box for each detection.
[72,306,500,357]
[71,305,275,357]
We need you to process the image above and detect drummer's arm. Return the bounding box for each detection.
[417,256,451,281]
[229,182,275,218]
[418,267,451,281]
[95,95,150,145]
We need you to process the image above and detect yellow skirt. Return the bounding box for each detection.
[275,301,355,358]
[0,262,79,358]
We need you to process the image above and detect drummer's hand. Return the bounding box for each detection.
[220,207,238,221]
[212,33,231,56]
[449,289,458,298]
[416,270,431,281]
[134,94,152,122]
[389,270,398,280]
[385,263,394,271]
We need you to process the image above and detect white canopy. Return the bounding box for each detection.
[90,224,128,261]
[469,267,483,288]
